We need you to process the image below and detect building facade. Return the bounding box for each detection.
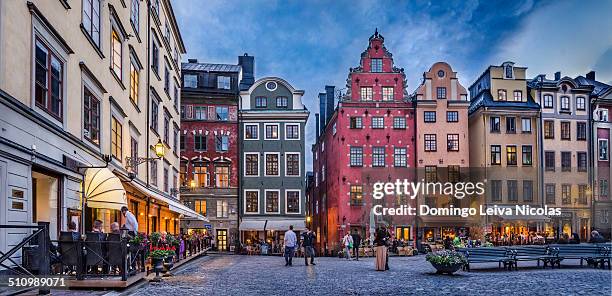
[179,55,254,251]
[0,0,202,255]
[311,30,415,253]
[412,62,471,242]
[468,62,543,239]
[239,77,309,247]
[529,73,592,240]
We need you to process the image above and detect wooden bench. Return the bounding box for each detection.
[510,246,556,268]
[457,247,515,271]
[550,244,607,268]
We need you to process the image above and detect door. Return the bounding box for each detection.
[216,229,227,251]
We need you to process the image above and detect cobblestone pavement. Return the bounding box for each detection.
[130,254,612,296]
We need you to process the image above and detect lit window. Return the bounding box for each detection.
[217,200,229,218]
[130,62,139,104]
[83,88,100,145]
[111,30,122,78]
[350,185,363,205]
[215,166,229,187]
[111,116,122,160]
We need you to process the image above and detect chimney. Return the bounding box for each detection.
[586,71,596,81]
[187,58,198,63]
[319,93,326,133]
[238,53,255,90]
[315,113,320,140]
[554,71,561,81]
[325,85,335,123]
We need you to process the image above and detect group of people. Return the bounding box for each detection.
[282,225,316,266]
[341,227,392,271]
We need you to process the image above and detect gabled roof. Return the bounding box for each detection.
[575,75,612,98]
[181,62,241,73]
[469,90,540,115]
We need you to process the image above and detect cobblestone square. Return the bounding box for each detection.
[130,255,612,296]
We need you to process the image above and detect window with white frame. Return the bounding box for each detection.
[217,76,231,89]
[265,153,279,176]
[216,200,229,218]
[276,96,288,108]
[286,153,300,176]
[576,96,586,110]
[372,117,384,129]
[215,135,229,151]
[599,139,608,160]
[245,124,259,140]
[521,118,532,133]
[394,148,407,167]
[82,0,101,47]
[286,191,300,214]
[215,165,229,188]
[194,106,206,120]
[393,117,406,129]
[265,124,279,140]
[560,96,570,111]
[286,124,300,139]
[350,147,363,167]
[245,154,259,176]
[265,191,279,213]
[184,74,198,88]
[360,87,373,101]
[371,58,383,73]
[513,90,522,101]
[255,97,267,108]
[245,191,258,213]
[543,94,553,108]
[111,29,122,79]
[382,87,394,101]
[372,147,385,167]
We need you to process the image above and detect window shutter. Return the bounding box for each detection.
[186,105,193,118]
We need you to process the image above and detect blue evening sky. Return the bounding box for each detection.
[173,0,612,168]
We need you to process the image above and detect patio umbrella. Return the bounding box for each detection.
[83,167,127,211]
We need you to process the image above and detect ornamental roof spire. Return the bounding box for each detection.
[369,28,384,42]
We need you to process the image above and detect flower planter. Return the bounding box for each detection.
[430,262,463,275]
[150,257,165,282]
[162,255,175,276]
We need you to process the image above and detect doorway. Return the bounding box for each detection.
[216,229,227,251]
[32,170,61,240]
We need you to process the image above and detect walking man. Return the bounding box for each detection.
[301,227,316,266]
[284,225,297,266]
[351,230,362,261]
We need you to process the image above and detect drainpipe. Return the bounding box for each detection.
[145,0,151,186]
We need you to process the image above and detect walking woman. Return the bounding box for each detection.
[374,227,389,271]
[342,232,353,260]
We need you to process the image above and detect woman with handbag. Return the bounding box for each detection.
[374,227,389,271]
[342,233,353,260]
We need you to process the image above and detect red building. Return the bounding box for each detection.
[311,30,415,254]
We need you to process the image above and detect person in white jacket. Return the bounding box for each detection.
[342,233,353,260]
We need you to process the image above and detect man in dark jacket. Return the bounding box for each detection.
[301,227,316,265]
[351,230,362,261]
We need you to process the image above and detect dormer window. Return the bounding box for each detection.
[504,64,514,79]
[371,58,382,73]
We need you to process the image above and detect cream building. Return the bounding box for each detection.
[0,0,203,254]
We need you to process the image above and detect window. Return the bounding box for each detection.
[382,87,394,101]
[599,139,608,160]
[164,66,170,92]
[561,122,570,140]
[129,62,139,104]
[425,166,437,182]
[521,118,531,133]
[152,37,159,74]
[394,148,407,167]
[490,117,500,132]
[507,180,518,201]
[215,166,229,187]
[130,137,138,174]
[173,126,178,151]
[522,145,532,166]
[321,165,325,181]
[82,0,101,46]
[245,124,258,140]
[350,117,363,129]
[130,0,139,32]
[545,184,555,204]
[151,99,159,131]
[576,96,586,110]
[34,39,63,119]
[193,163,209,187]
[179,163,187,187]
[372,147,385,167]
[447,111,458,122]
[600,180,609,199]
[111,117,122,160]
[598,109,609,122]
[544,120,554,139]
[561,184,571,205]
[266,191,279,213]
[216,200,229,218]
[180,134,185,150]
[371,58,382,72]
[194,106,207,120]
[393,117,406,129]
[424,134,437,152]
[194,135,206,151]
[578,152,587,172]
[245,191,258,213]
[560,96,570,111]
[216,106,229,121]
[265,124,279,140]
[578,185,588,205]
[255,97,267,108]
[491,180,502,201]
[276,96,288,108]
[506,117,516,133]
[545,151,555,171]
[350,185,363,205]
[217,76,230,89]
[286,124,300,139]
[286,191,300,214]
[83,88,100,145]
[424,111,436,123]
[174,86,179,110]
[372,117,384,129]
[561,152,571,172]
[184,74,198,88]
[447,134,459,151]
[506,146,517,165]
[504,64,513,78]
[195,200,206,216]
[448,166,460,183]
[286,154,300,176]
[215,135,229,151]
[163,114,169,144]
[360,87,373,101]
[513,90,522,101]
[265,154,279,176]
[491,145,501,165]
[497,89,507,101]
[543,94,553,108]
[163,167,169,192]
[436,87,447,99]
[523,180,533,202]
[577,122,587,140]
[150,160,157,186]
[111,30,122,79]
[245,154,259,176]
[350,147,363,167]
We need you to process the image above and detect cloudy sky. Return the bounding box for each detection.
[173,0,612,168]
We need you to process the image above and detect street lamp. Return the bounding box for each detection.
[306,216,312,223]
[125,138,166,169]
[154,139,165,158]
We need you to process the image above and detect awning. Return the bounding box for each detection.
[239,220,267,231]
[266,219,306,231]
[84,167,127,210]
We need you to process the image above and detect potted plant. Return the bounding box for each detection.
[129,232,147,253]
[149,249,168,282]
[426,250,466,275]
